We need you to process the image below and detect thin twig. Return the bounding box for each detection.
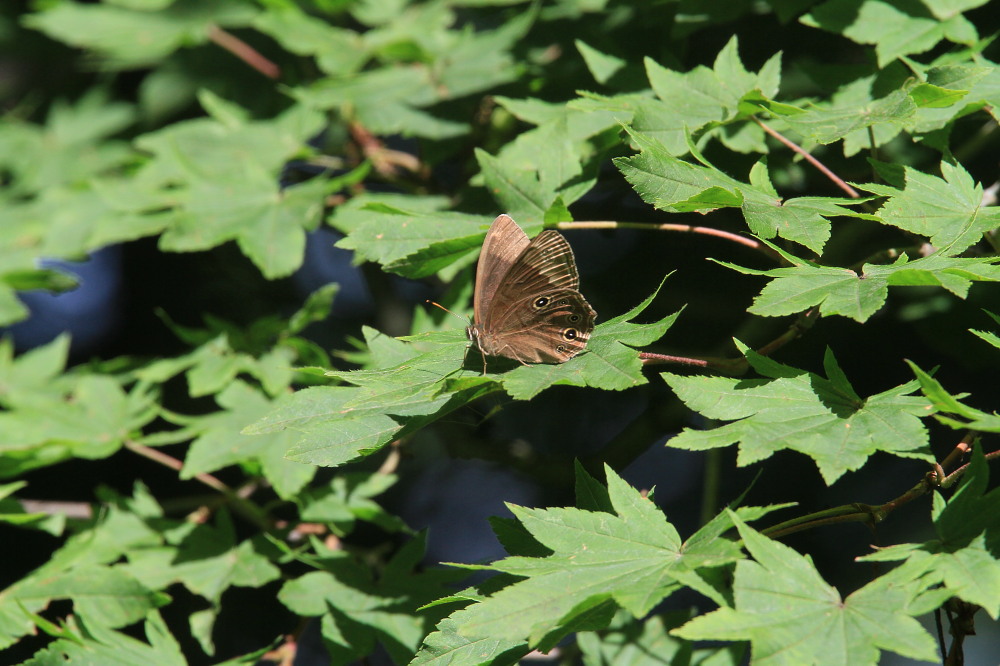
[762,503,879,539]
[755,308,819,357]
[207,25,281,79]
[124,440,273,530]
[763,446,999,540]
[125,440,231,493]
[556,220,784,263]
[752,117,860,199]
[639,351,746,375]
[935,608,947,666]
[867,125,879,166]
[636,306,816,374]
[378,440,402,475]
[936,432,976,482]
[18,499,93,519]
[941,447,1000,489]
[349,122,428,178]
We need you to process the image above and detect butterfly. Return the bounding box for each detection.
[466,214,596,371]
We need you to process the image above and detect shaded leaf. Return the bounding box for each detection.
[0,566,166,650]
[180,381,315,500]
[863,501,1000,621]
[279,535,459,665]
[803,0,981,67]
[0,376,158,478]
[24,0,258,69]
[22,612,188,666]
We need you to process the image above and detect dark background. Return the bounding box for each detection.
[2,1,999,664]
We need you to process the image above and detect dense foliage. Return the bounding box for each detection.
[1,1,999,664]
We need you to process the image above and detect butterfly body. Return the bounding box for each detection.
[467,214,596,367]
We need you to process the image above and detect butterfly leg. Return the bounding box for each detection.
[496,344,531,367]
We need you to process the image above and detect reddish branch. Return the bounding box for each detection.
[126,439,230,493]
[349,122,427,178]
[752,117,860,199]
[207,24,281,79]
[560,219,820,373]
[558,220,783,263]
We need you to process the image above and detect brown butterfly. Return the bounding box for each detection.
[466,214,596,370]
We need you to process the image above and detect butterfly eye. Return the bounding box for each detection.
[562,328,579,341]
[533,296,550,309]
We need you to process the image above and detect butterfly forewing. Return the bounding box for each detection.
[495,230,580,294]
[473,214,530,325]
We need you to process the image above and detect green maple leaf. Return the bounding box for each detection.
[0,375,158,477]
[775,82,915,152]
[484,119,600,210]
[674,513,943,665]
[445,465,747,649]
[246,281,675,467]
[291,7,530,139]
[663,346,933,484]
[575,40,627,84]
[578,610,727,666]
[137,98,327,279]
[334,205,487,280]
[22,612,188,666]
[298,472,407,536]
[907,359,1000,431]
[410,617,527,666]
[618,37,781,156]
[718,238,1000,323]
[0,565,167,651]
[0,335,72,408]
[244,340,486,467]
[615,127,860,254]
[24,1,257,69]
[157,527,276,606]
[0,89,135,194]
[252,4,368,77]
[857,162,1000,255]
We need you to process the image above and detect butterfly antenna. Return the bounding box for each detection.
[425,299,470,324]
